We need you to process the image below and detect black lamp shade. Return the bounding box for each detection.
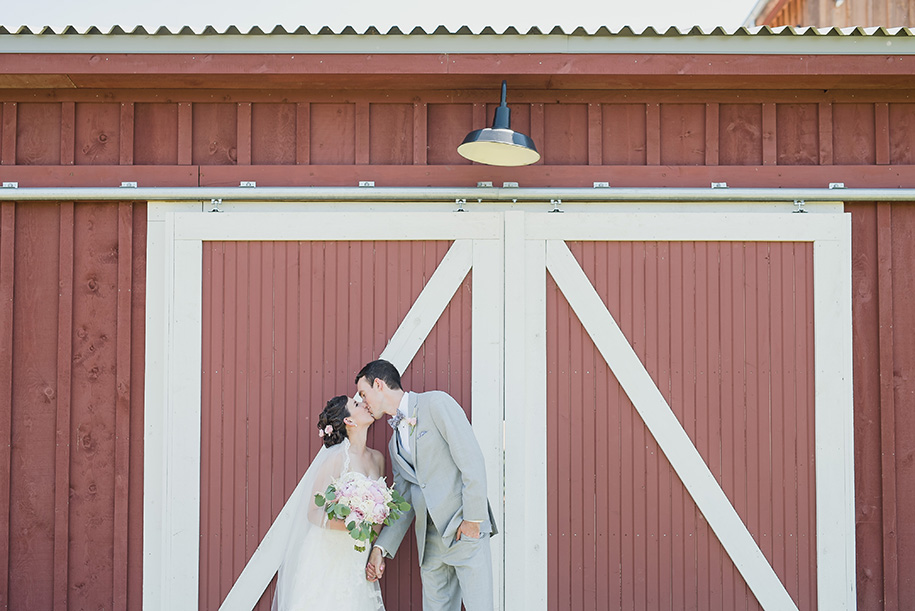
[457,81,540,167]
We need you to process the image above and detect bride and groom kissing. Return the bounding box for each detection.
[272,359,497,611]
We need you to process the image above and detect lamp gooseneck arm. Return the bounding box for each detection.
[492,80,511,129]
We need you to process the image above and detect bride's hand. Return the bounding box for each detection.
[365,547,385,582]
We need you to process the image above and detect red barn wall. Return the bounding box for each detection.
[0,54,913,609]
[0,201,146,610]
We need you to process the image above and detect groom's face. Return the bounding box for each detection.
[356,376,385,419]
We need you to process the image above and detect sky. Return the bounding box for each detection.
[2,0,762,32]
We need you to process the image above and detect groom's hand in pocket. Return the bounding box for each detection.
[366,546,385,582]
[455,520,481,542]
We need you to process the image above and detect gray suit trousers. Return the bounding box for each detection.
[420,518,494,611]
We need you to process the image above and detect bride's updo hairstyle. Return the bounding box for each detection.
[317,395,349,448]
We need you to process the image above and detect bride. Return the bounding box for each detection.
[272,395,386,611]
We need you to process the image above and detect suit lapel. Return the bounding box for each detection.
[390,414,417,479]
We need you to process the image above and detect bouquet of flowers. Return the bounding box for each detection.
[315,471,411,551]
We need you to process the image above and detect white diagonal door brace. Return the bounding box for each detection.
[219,239,474,611]
[545,239,800,611]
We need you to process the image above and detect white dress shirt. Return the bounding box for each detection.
[395,391,412,461]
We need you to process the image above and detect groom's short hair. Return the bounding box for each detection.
[355,359,402,391]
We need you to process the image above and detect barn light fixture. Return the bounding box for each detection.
[457,80,540,167]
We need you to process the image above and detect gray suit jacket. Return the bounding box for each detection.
[374,390,497,565]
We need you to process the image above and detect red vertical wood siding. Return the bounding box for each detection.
[659,104,706,166]
[0,72,913,611]
[849,201,915,611]
[543,104,589,166]
[200,240,471,610]
[601,104,647,165]
[833,103,877,166]
[0,201,145,610]
[75,103,121,166]
[889,104,915,165]
[250,103,296,165]
[133,103,178,165]
[369,104,415,165]
[719,104,763,166]
[546,241,816,611]
[426,104,472,166]
[0,91,914,185]
[16,103,61,166]
[193,104,238,165]
[776,104,819,166]
[309,103,356,165]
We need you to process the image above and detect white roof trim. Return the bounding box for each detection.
[2,29,915,55]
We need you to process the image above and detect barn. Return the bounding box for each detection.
[1,24,914,610]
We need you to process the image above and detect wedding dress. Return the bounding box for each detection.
[272,438,385,611]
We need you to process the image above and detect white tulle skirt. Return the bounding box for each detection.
[271,440,385,611]
[274,527,384,611]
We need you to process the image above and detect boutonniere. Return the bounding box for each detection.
[406,417,417,435]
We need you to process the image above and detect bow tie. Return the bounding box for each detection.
[389,412,406,430]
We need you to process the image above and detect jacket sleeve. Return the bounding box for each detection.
[373,457,415,558]
[427,392,489,523]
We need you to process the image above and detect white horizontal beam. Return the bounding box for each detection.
[1,185,914,202]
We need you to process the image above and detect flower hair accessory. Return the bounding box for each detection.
[318,424,333,438]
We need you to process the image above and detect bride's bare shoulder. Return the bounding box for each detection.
[369,447,385,471]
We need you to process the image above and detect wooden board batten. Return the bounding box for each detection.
[762,103,777,165]
[0,202,14,609]
[119,103,134,165]
[876,202,899,611]
[1,103,15,165]
[547,241,816,611]
[531,104,545,166]
[819,103,834,166]
[888,202,915,609]
[52,202,74,611]
[705,103,719,166]
[199,240,469,611]
[177,103,192,165]
[237,103,252,166]
[472,103,487,138]
[61,102,75,166]
[588,104,602,166]
[127,203,146,611]
[112,202,133,610]
[295,103,309,165]
[355,102,369,165]
[646,103,660,166]
[875,104,890,166]
[413,102,427,165]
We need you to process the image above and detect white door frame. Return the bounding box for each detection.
[145,201,854,611]
[504,205,854,611]
[144,203,505,610]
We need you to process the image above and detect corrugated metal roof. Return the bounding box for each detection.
[2,24,913,56]
[0,24,913,36]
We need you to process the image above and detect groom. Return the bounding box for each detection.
[356,359,496,611]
